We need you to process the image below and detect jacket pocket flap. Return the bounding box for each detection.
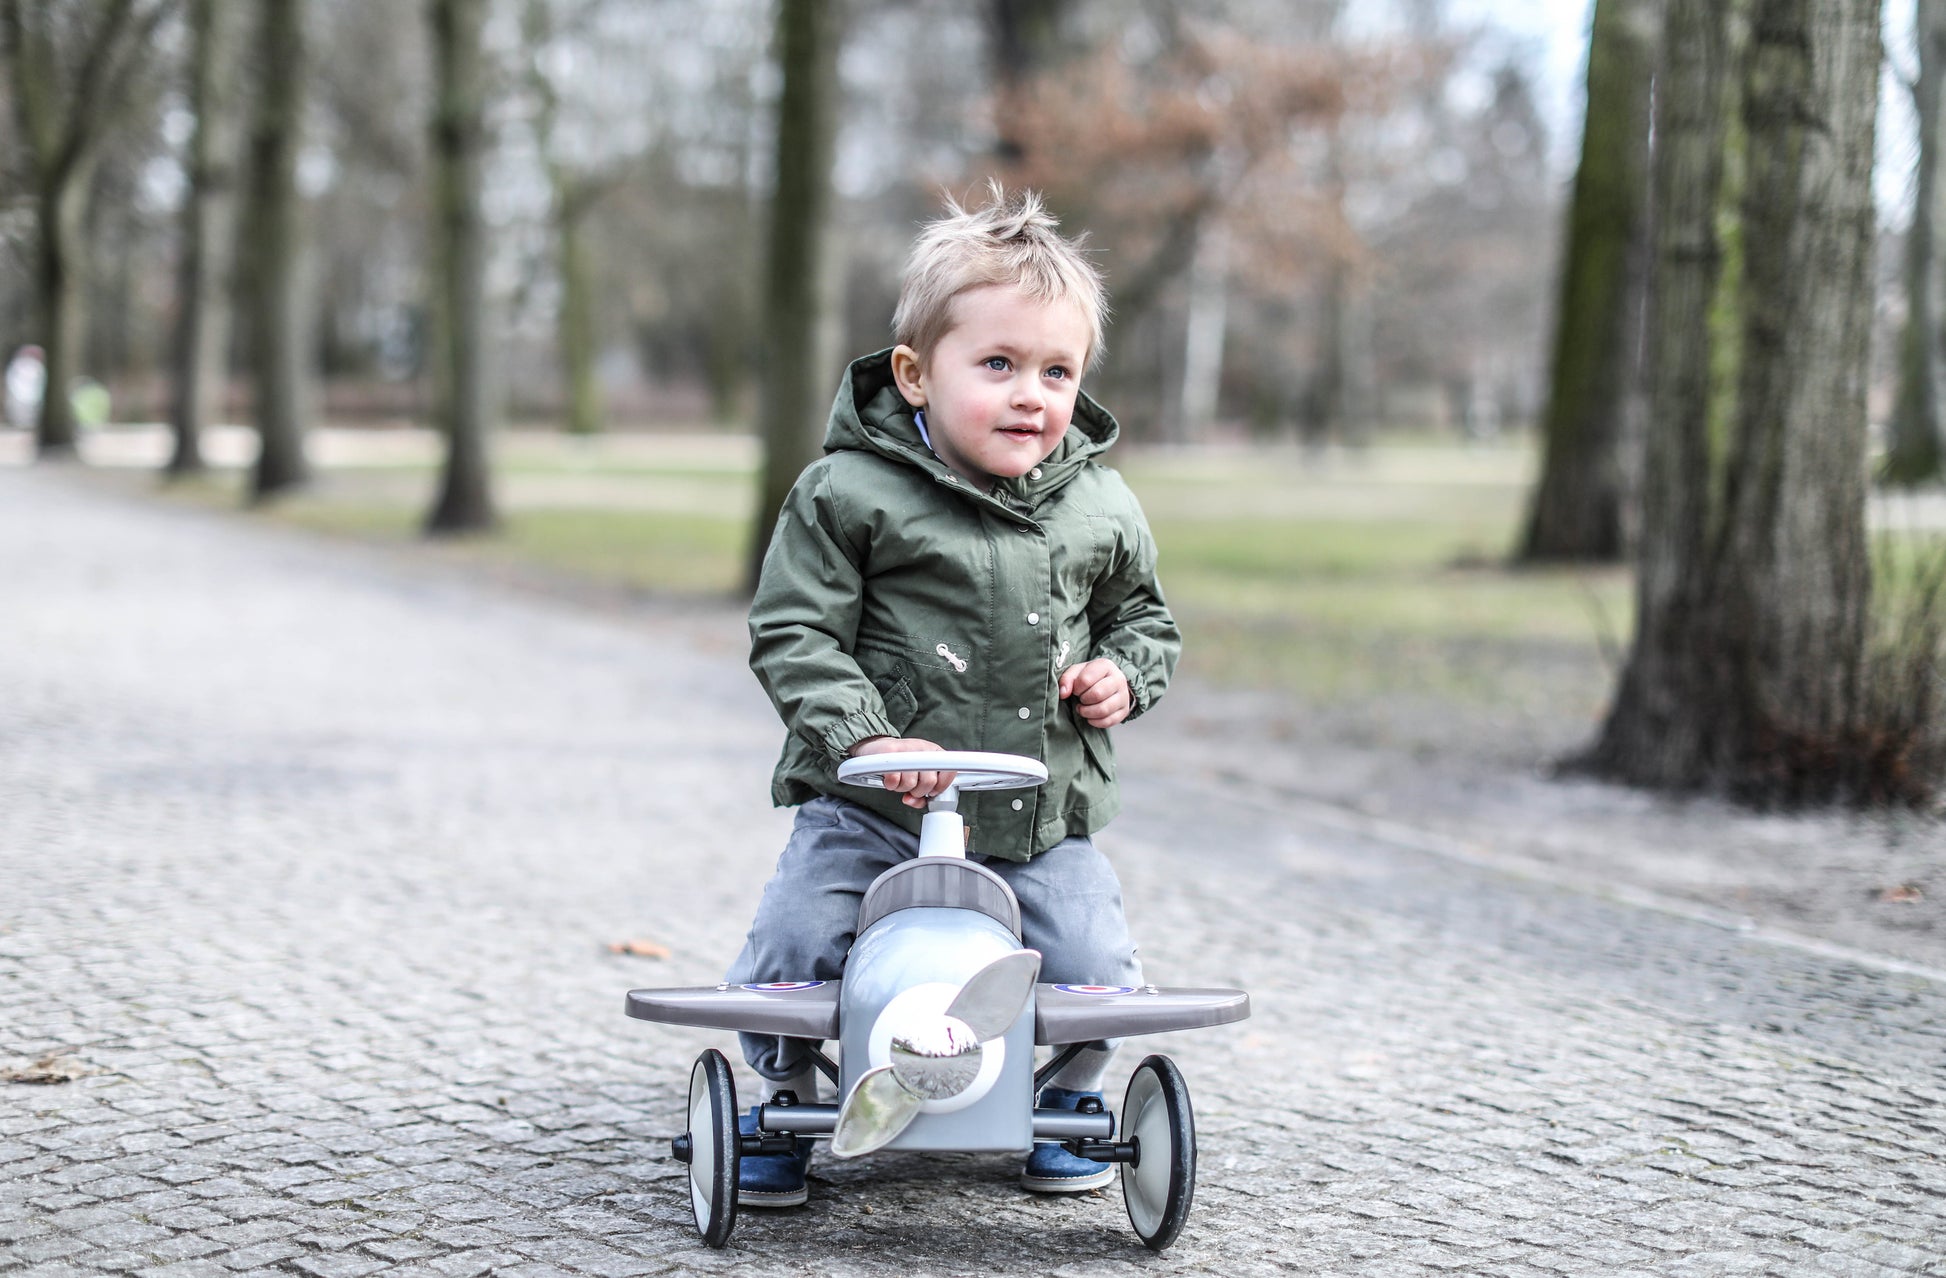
[873,672,919,733]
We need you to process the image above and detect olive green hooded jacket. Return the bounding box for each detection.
[748,349,1181,862]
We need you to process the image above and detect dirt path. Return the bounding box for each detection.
[1130,682,1945,975]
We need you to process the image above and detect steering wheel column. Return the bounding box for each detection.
[917,788,968,860]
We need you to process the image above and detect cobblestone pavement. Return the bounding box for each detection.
[3,467,1943,1277]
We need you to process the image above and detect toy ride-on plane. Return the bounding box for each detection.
[625,750,1250,1250]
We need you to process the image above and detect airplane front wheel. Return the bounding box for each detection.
[685,1048,740,1247]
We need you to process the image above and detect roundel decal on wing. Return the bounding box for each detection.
[741,981,827,991]
[1053,984,1136,996]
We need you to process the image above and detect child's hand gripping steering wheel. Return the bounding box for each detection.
[836,751,1047,858]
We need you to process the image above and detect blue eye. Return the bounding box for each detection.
[1046,366,1070,381]
[985,356,1010,371]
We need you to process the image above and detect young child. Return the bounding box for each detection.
[729,185,1180,1205]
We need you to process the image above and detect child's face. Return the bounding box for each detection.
[891,284,1091,491]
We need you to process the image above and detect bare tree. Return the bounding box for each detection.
[1887,0,1946,486]
[531,94,603,438]
[167,0,247,476]
[424,0,497,533]
[1000,15,1351,437]
[523,0,620,437]
[1305,118,1371,445]
[1590,0,1736,789]
[1713,0,1879,789]
[746,0,843,589]
[247,0,313,500]
[0,0,175,458]
[1518,0,1660,562]
[1590,0,1883,802]
[986,0,1070,170]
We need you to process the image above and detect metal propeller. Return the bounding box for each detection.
[830,949,1041,1158]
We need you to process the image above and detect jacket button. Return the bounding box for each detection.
[1027,612,1039,625]
[1011,799,1024,811]
[1029,467,1043,479]
[1017,707,1030,719]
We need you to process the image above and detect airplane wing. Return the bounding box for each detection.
[625,981,840,1039]
[1033,984,1249,1045]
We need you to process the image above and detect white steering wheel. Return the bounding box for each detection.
[837,750,1047,793]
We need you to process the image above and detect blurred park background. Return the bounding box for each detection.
[3,0,1943,816]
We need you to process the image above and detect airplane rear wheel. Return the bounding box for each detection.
[1119,1054,1194,1251]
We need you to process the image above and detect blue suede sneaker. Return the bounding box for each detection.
[737,1108,813,1207]
[1021,1086,1113,1193]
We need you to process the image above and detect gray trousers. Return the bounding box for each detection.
[727,795,1142,1085]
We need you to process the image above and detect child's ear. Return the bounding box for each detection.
[890,345,926,408]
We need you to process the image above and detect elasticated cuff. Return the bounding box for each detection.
[1104,656,1151,721]
[817,710,902,764]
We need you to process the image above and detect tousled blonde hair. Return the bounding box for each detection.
[892,181,1107,368]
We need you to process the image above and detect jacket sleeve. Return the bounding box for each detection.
[748,464,901,763]
[1085,499,1181,721]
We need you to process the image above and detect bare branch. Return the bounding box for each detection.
[50,0,139,179]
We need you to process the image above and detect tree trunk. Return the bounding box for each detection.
[987,0,1069,169]
[1590,0,1881,802]
[1305,120,1373,448]
[704,283,748,426]
[524,0,605,440]
[1713,0,1877,793]
[169,0,246,477]
[1518,0,1660,562]
[35,177,88,457]
[745,0,842,591]
[1887,0,1946,485]
[1176,222,1227,441]
[248,0,312,501]
[557,181,601,436]
[1588,0,1739,784]
[425,0,497,534]
[1306,256,1374,447]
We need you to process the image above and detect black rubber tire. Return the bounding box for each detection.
[686,1048,740,1248]
[1119,1054,1195,1251]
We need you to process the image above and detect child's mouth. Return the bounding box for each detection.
[998,426,1040,440]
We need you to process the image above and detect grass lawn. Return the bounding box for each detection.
[1119,447,1630,713]
[142,428,1636,723]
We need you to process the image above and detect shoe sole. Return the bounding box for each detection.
[1019,1167,1115,1194]
[738,1185,809,1207]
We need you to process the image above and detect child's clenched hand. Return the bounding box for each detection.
[849,736,957,808]
[1059,659,1131,728]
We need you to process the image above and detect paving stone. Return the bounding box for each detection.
[364,1237,440,1262]
[291,1225,393,1252]
[8,1234,94,1264]
[286,1257,393,1278]
[1804,1256,1918,1278]
[214,1240,308,1271]
[130,1262,232,1278]
[74,1219,172,1250]
[1663,1251,1780,1275]
[135,1234,226,1264]
[420,1249,533,1277]
[509,1238,664,1277]
[1854,1241,1944,1270]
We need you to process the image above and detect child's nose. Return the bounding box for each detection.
[1012,377,1045,410]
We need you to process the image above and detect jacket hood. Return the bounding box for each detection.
[821,348,1121,508]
